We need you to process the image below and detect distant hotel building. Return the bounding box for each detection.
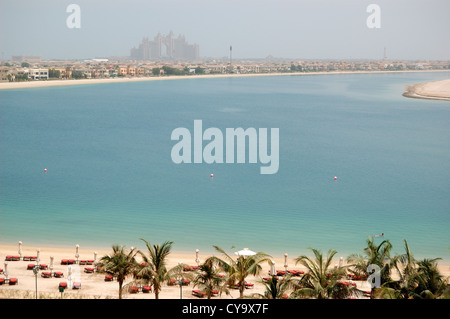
[130,32,199,61]
[12,55,42,63]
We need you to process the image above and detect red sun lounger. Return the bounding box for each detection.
[73,282,81,289]
[142,286,152,293]
[9,278,18,285]
[104,274,113,281]
[192,290,206,298]
[129,286,139,293]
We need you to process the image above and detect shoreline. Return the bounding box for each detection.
[0,69,449,91]
[403,78,450,101]
[1,243,449,299]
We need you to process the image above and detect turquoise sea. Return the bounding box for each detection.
[1,72,449,262]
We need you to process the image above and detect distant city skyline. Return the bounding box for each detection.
[1,0,449,61]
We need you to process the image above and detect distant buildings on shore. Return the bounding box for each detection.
[1,56,449,82]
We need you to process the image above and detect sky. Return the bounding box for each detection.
[0,0,449,61]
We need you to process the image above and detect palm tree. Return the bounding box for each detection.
[376,257,449,299]
[97,244,139,299]
[384,239,418,298]
[411,258,449,299]
[192,258,229,299]
[347,236,393,297]
[292,248,353,299]
[208,246,271,298]
[251,275,295,299]
[136,239,178,299]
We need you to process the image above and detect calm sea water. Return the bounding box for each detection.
[1,72,449,262]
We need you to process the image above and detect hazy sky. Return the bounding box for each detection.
[1,0,449,60]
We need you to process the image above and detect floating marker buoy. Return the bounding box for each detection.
[210,174,214,178]
[334,176,337,180]
[44,168,47,173]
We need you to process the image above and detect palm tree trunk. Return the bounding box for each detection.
[118,282,123,299]
[239,283,245,298]
[155,284,160,299]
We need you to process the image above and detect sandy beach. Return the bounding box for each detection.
[0,243,448,299]
[403,79,450,101]
[1,70,449,91]
[0,243,305,299]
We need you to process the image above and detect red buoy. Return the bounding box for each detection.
[44,168,47,173]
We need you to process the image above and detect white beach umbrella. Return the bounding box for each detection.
[195,249,200,265]
[269,260,276,276]
[75,244,79,262]
[18,241,23,259]
[235,248,256,256]
[4,262,8,279]
[284,253,288,271]
[339,257,344,268]
[67,265,73,288]
[36,249,40,265]
[49,256,54,272]
[94,251,97,265]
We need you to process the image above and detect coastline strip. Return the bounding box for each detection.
[403,79,450,101]
[1,70,449,91]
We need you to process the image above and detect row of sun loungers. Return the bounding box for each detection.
[4,256,25,261]
[0,278,18,285]
[58,281,81,289]
[4,256,95,265]
[60,259,94,265]
[183,265,199,271]
[167,278,191,286]
[26,263,49,270]
[274,270,305,276]
[128,285,152,293]
[347,273,368,280]
[338,281,357,286]
[40,271,64,278]
[5,256,38,261]
[234,282,254,289]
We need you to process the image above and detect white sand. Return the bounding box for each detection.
[0,244,299,299]
[403,79,450,101]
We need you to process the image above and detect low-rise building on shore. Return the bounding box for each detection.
[1,58,449,82]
